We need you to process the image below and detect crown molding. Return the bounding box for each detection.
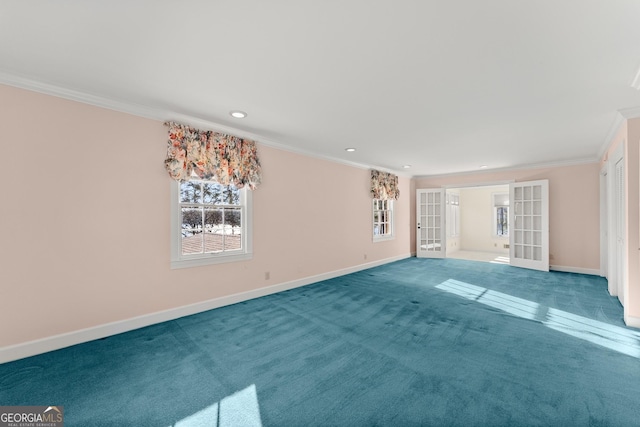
[0,71,169,121]
[0,71,607,181]
[597,106,640,160]
[598,111,626,160]
[413,157,599,180]
[619,105,640,119]
[631,63,640,90]
[0,72,417,176]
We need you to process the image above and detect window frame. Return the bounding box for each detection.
[372,198,394,242]
[170,179,253,269]
[446,192,460,238]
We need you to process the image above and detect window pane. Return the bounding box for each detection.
[204,208,223,253]
[182,208,203,254]
[533,185,542,200]
[203,182,222,204]
[221,186,241,205]
[515,187,523,200]
[180,182,202,203]
[182,208,202,233]
[182,233,203,255]
[203,208,243,253]
[496,207,509,236]
[225,208,242,251]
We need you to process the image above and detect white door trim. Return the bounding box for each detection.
[600,164,608,278]
[608,142,625,304]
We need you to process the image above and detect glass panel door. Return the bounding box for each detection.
[417,189,445,258]
[510,180,549,271]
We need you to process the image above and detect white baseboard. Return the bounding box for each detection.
[624,314,640,329]
[549,265,600,276]
[0,254,411,364]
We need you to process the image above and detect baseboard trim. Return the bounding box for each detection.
[549,265,600,276]
[0,254,411,364]
[624,314,640,329]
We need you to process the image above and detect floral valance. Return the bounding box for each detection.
[164,122,262,189]
[371,170,399,200]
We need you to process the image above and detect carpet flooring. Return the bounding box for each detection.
[1,258,640,426]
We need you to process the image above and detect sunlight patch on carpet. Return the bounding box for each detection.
[436,279,640,359]
[173,384,262,427]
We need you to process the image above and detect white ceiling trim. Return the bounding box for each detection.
[0,71,412,177]
[0,71,166,122]
[0,71,618,180]
[598,111,626,160]
[597,105,640,160]
[631,64,640,90]
[414,157,599,180]
[619,105,640,119]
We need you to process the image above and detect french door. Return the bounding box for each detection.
[416,189,445,258]
[416,182,549,272]
[509,180,549,271]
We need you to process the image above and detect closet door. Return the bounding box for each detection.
[416,189,445,258]
[509,180,549,271]
[614,156,625,305]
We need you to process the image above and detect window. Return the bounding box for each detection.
[171,179,252,269]
[373,199,394,241]
[493,193,509,237]
[446,193,460,237]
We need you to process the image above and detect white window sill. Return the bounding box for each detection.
[171,252,253,269]
[373,234,395,243]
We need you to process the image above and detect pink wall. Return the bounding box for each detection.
[414,163,602,271]
[0,84,411,350]
[601,117,640,325]
[626,118,640,320]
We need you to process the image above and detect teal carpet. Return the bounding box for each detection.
[2,258,640,426]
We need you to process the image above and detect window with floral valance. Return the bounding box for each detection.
[164,121,262,189]
[371,170,400,200]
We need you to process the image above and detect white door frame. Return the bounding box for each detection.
[608,142,625,304]
[599,164,608,278]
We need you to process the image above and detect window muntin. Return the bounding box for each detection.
[171,179,252,268]
[180,181,242,255]
[373,199,394,240]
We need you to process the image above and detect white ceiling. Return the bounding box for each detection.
[2,1,640,176]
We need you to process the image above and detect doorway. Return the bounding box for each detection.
[445,184,510,264]
[606,142,625,306]
[417,180,550,272]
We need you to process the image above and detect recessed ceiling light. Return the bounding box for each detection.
[480,165,488,169]
[403,165,411,169]
[345,148,356,152]
[229,110,247,119]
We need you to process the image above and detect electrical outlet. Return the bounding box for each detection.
[265,271,270,280]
